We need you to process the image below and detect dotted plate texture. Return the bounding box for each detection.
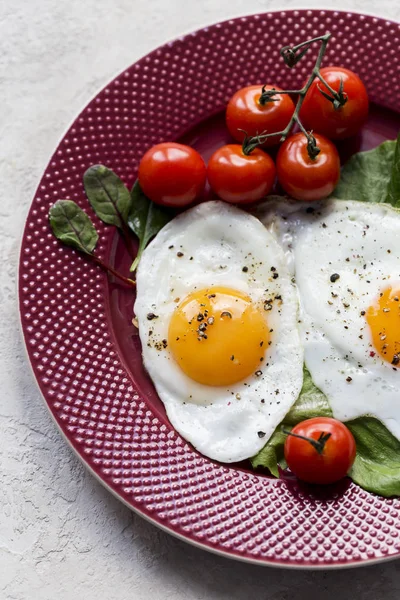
[19,10,400,569]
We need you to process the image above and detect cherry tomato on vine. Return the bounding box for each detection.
[284,417,356,485]
[276,132,340,201]
[300,67,369,140]
[207,144,276,204]
[226,85,295,147]
[138,142,207,207]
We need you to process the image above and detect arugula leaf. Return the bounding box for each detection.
[49,200,98,254]
[334,134,400,207]
[347,418,400,497]
[250,367,332,474]
[128,181,171,272]
[83,164,132,227]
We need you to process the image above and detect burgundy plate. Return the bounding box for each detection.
[19,10,400,568]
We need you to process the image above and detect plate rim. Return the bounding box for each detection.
[16,310,400,570]
[18,8,400,570]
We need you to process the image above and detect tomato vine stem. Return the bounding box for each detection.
[245,32,347,159]
[282,427,331,455]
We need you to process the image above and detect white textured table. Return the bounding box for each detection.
[2,1,400,598]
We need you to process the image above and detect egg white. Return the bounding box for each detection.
[259,199,400,440]
[134,201,303,462]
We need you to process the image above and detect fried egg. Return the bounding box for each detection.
[260,199,400,440]
[134,201,303,462]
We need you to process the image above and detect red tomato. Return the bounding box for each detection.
[226,85,295,147]
[300,67,369,140]
[284,417,356,485]
[276,132,340,201]
[138,142,206,207]
[207,144,276,204]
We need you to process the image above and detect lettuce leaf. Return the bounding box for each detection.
[283,365,333,425]
[386,133,400,206]
[347,418,400,497]
[252,135,400,497]
[251,428,286,477]
[334,133,400,206]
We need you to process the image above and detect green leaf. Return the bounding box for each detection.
[83,164,132,228]
[127,181,171,272]
[284,365,333,425]
[250,367,332,472]
[334,134,400,207]
[347,417,400,497]
[386,133,400,206]
[49,200,98,254]
[251,428,286,476]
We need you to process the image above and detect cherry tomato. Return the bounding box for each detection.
[226,85,295,147]
[276,132,340,201]
[300,67,369,140]
[138,142,206,207]
[284,417,356,485]
[207,144,276,204]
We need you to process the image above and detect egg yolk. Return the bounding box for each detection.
[168,287,269,386]
[366,285,400,365]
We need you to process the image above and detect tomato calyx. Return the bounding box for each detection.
[241,125,320,161]
[258,85,281,106]
[296,120,321,159]
[317,76,348,111]
[280,41,312,69]
[304,131,321,160]
[282,426,332,455]
[239,129,270,155]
